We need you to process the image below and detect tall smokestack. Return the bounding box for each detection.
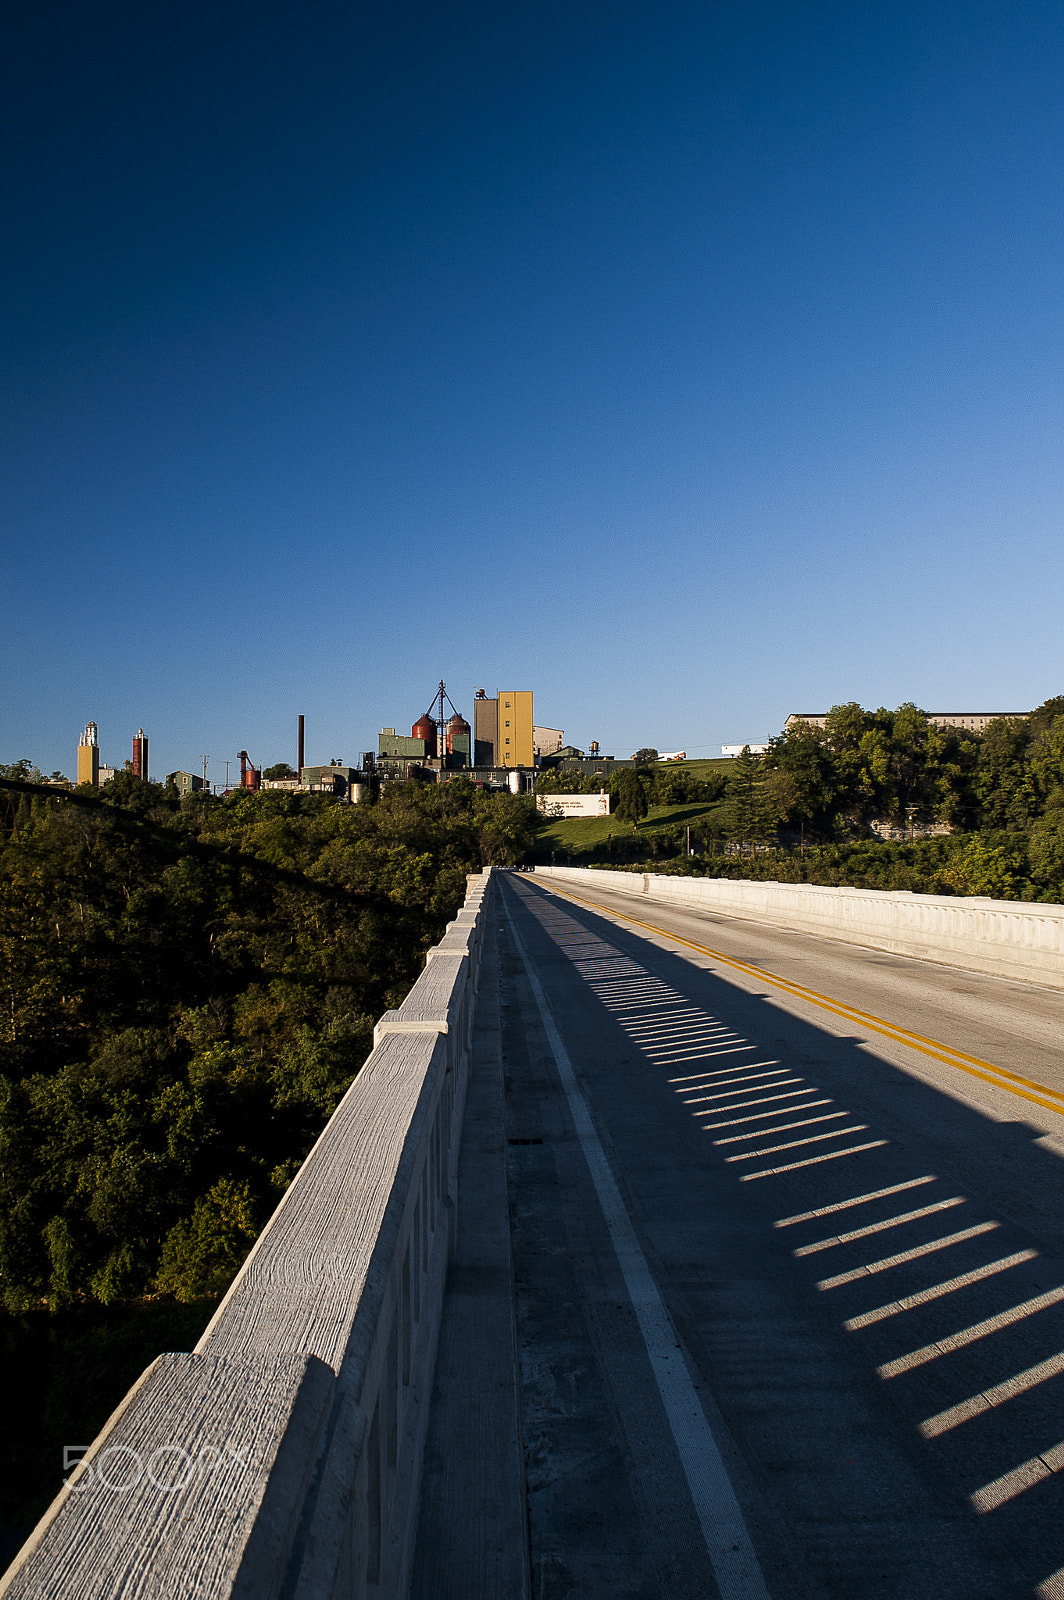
[298,714,304,778]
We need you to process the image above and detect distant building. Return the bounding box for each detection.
[545,748,634,779]
[928,713,1028,733]
[132,728,148,780]
[167,770,205,796]
[499,691,533,767]
[471,689,534,767]
[721,744,769,757]
[301,764,359,796]
[375,683,548,779]
[785,712,1028,735]
[473,692,498,767]
[378,728,431,761]
[533,725,564,761]
[77,721,100,787]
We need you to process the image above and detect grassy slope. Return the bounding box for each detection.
[535,798,724,855]
[662,757,733,775]
[532,758,735,859]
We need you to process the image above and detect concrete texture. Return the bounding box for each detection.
[535,866,1064,989]
[499,872,1064,1599]
[410,913,530,1599]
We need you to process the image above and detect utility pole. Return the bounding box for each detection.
[224,759,231,792]
[202,755,209,793]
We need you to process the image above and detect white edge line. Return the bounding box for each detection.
[502,889,774,1600]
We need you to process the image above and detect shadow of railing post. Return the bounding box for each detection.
[515,875,1064,1599]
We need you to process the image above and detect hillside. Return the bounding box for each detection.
[534,797,727,862]
[0,774,537,1537]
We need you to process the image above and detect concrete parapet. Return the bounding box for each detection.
[0,1351,339,1600]
[533,867,1064,990]
[1,869,498,1600]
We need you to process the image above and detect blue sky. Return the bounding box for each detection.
[4,1,1064,780]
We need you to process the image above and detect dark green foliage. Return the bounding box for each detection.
[533,768,604,794]
[612,768,651,828]
[156,1178,259,1301]
[642,764,727,806]
[0,778,535,1313]
[722,747,777,851]
[0,774,535,1533]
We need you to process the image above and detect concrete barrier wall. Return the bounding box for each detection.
[533,866,1064,990]
[0,869,496,1600]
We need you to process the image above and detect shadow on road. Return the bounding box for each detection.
[508,875,1064,1600]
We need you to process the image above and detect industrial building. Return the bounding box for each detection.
[378,682,473,776]
[471,689,534,768]
[380,684,502,776]
[166,770,205,796]
[300,764,363,797]
[374,681,558,787]
[533,725,564,760]
[539,745,634,780]
[76,721,150,786]
[77,721,100,786]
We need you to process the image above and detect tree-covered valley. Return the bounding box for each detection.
[0,773,535,1540]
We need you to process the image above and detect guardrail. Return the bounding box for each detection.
[1,868,496,1600]
[533,866,1064,989]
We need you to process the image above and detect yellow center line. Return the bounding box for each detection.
[536,882,1064,1123]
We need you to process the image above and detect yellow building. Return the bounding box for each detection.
[77,721,100,787]
[498,690,533,767]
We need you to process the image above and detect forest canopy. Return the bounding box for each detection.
[0,776,535,1311]
[531,700,1064,902]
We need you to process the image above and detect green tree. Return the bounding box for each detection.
[613,769,650,828]
[156,1179,259,1302]
[974,717,1035,829]
[943,835,1028,899]
[0,759,43,783]
[0,773,515,1309]
[1029,801,1064,900]
[472,790,538,865]
[724,748,777,854]
[764,725,835,845]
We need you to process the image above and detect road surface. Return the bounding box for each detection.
[485,870,1064,1600]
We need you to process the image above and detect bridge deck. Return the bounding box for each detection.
[416,872,1064,1599]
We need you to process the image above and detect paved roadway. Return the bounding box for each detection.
[488,871,1064,1600]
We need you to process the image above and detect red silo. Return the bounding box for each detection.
[446,713,470,761]
[412,713,437,757]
